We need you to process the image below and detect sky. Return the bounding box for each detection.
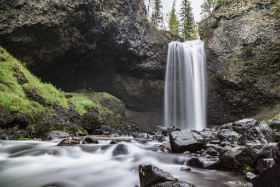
[145,0,204,22]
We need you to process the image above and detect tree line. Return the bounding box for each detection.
[145,0,231,41]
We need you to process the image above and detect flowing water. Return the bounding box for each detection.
[164,40,207,130]
[0,139,252,187]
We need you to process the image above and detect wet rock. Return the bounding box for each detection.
[234,148,259,172]
[110,139,120,144]
[139,164,177,187]
[232,119,257,134]
[270,118,280,131]
[217,129,241,143]
[155,126,168,136]
[245,172,256,182]
[273,143,280,166]
[256,158,274,172]
[220,147,242,170]
[112,144,129,156]
[200,128,216,141]
[0,106,13,128]
[92,129,103,135]
[239,127,266,146]
[252,167,280,187]
[80,111,101,134]
[57,139,80,146]
[169,129,205,153]
[82,137,98,144]
[151,181,196,187]
[259,123,276,142]
[188,157,221,169]
[132,133,149,139]
[258,144,275,158]
[46,131,70,140]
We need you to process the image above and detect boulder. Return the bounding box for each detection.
[57,139,80,146]
[239,127,267,146]
[0,107,13,128]
[259,123,276,142]
[139,165,177,187]
[256,158,274,172]
[270,118,280,131]
[232,119,258,134]
[273,143,280,166]
[234,148,259,172]
[217,129,241,143]
[151,181,196,187]
[187,157,221,170]
[112,144,129,156]
[46,131,70,140]
[252,167,280,187]
[169,129,205,153]
[80,111,101,134]
[82,137,98,144]
[220,147,243,170]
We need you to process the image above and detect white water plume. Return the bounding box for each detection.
[164,40,207,130]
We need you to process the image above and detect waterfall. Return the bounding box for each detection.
[164,40,207,131]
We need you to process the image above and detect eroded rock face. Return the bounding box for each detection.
[0,0,169,128]
[199,0,280,125]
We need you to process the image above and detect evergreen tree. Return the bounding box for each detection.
[151,0,163,29]
[168,0,179,36]
[180,0,196,41]
[201,0,231,18]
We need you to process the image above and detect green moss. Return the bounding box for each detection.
[18,137,32,140]
[243,166,253,174]
[243,46,256,56]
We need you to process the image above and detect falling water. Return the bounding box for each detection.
[164,40,207,131]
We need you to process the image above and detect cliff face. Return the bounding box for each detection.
[200,0,280,125]
[0,0,169,122]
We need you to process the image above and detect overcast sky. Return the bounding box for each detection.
[145,0,204,22]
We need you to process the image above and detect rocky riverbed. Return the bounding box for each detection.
[1,118,279,187]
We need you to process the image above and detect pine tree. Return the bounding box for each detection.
[180,0,196,41]
[152,0,163,29]
[168,0,180,36]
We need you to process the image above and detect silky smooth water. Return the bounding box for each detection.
[0,139,251,187]
[164,40,207,130]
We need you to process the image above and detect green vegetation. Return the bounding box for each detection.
[243,45,256,56]
[201,0,232,17]
[0,46,127,122]
[169,0,180,36]
[243,166,253,174]
[276,4,280,17]
[180,0,198,41]
[151,0,164,29]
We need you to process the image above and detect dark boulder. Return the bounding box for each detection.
[259,123,276,142]
[80,110,101,134]
[234,148,259,172]
[151,181,196,187]
[169,129,205,153]
[0,106,13,128]
[273,143,280,166]
[217,129,241,144]
[57,139,80,146]
[46,131,70,140]
[82,137,98,144]
[232,119,258,134]
[256,158,274,172]
[252,167,280,187]
[139,164,177,187]
[239,127,266,146]
[270,118,280,131]
[187,157,221,170]
[112,144,129,156]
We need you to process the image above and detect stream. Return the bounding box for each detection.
[0,138,252,187]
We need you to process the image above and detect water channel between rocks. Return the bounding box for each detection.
[0,138,252,187]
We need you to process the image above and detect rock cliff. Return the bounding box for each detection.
[199,0,280,125]
[0,0,169,128]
